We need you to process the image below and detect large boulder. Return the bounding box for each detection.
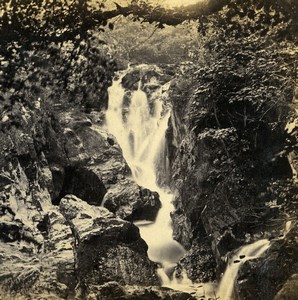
[274,274,298,300]
[179,240,217,282]
[59,195,159,286]
[103,184,161,221]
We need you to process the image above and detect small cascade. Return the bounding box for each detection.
[217,220,292,299]
[217,239,270,300]
[106,66,189,288]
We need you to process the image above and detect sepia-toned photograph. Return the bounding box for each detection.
[0,0,297,299]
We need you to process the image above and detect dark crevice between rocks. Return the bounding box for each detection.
[18,154,38,182]
[0,222,22,243]
[36,214,50,239]
[52,166,107,206]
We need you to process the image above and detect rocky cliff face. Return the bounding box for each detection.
[166,1,298,298]
[0,102,164,298]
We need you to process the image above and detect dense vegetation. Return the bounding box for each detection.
[166,0,297,297]
[171,0,297,211]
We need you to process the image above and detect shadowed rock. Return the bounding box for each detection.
[104,185,161,221]
[59,194,159,286]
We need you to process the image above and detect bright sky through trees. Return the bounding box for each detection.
[149,0,203,7]
[104,0,203,9]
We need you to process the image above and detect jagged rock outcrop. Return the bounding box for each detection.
[0,104,165,296]
[234,202,298,299]
[168,64,297,296]
[0,191,161,299]
[0,158,76,298]
[178,240,217,282]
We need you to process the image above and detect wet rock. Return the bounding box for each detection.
[84,282,196,300]
[201,201,244,269]
[59,194,159,286]
[179,240,217,282]
[55,111,125,168]
[49,111,134,208]
[43,108,162,221]
[216,230,243,260]
[235,224,298,300]
[59,194,114,237]
[171,207,193,250]
[274,273,298,300]
[103,184,161,221]
[122,70,141,90]
[121,66,172,98]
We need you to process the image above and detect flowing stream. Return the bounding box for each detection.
[105,66,276,299]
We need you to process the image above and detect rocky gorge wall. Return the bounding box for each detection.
[165,1,298,298]
[0,31,183,299]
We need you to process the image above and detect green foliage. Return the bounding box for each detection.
[0,33,115,113]
[0,0,109,43]
[182,0,297,154]
[198,0,298,54]
[169,0,297,248]
[0,0,118,118]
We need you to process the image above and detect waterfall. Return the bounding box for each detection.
[217,239,270,300]
[105,66,189,288]
[105,66,275,298]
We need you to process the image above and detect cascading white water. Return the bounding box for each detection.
[217,239,271,300]
[217,221,292,300]
[105,66,190,288]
